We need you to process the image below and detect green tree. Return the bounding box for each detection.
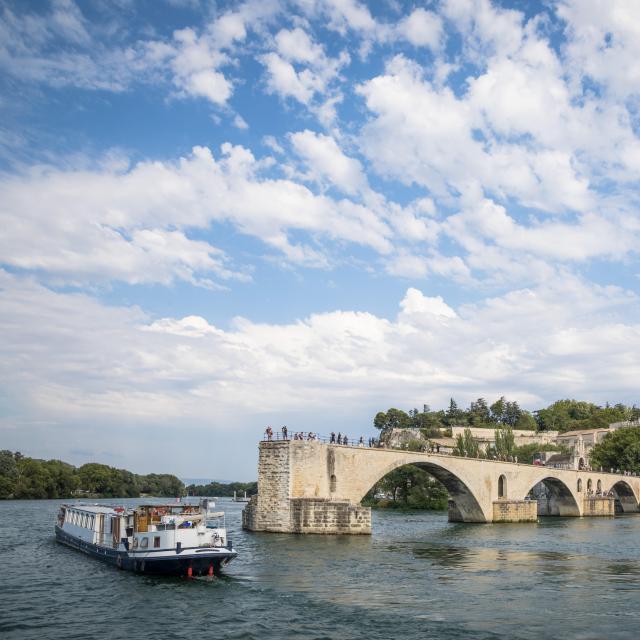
[503,401,522,427]
[0,450,18,498]
[494,425,515,459]
[468,398,491,426]
[14,458,55,499]
[534,399,612,432]
[186,481,257,497]
[43,460,78,498]
[138,473,185,497]
[490,396,506,423]
[512,443,564,465]
[514,411,537,430]
[589,428,640,473]
[374,408,411,434]
[452,427,481,458]
[363,466,448,510]
[445,398,465,426]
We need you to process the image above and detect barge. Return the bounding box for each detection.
[55,500,236,577]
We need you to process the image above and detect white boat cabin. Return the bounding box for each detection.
[57,502,228,554]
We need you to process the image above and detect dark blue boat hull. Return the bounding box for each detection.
[55,526,236,576]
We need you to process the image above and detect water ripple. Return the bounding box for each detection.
[2,501,640,639]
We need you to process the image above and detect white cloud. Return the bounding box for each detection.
[0,143,396,285]
[397,9,443,50]
[275,27,324,65]
[261,52,316,104]
[322,0,377,35]
[442,0,524,58]
[2,272,639,465]
[558,0,640,102]
[400,287,457,319]
[0,1,276,106]
[289,129,367,195]
[233,114,249,130]
[260,28,349,117]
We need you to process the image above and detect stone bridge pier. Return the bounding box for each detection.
[242,440,640,534]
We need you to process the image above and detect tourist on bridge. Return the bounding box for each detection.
[282,425,288,440]
[265,426,273,441]
[337,432,342,445]
[358,436,364,447]
[343,435,349,446]
[330,432,336,443]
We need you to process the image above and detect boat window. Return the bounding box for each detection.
[154,536,161,548]
[140,537,149,548]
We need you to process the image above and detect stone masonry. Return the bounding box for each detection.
[243,440,371,534]
[492,499,538,522]
[243,439,640,534]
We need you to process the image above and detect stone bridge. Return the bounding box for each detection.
[242,440,640,534]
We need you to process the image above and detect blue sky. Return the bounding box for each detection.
[1,0,639,479]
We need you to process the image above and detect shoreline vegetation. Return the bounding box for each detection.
[0,450,185,500]
[185,480,257,498]
[0,451,257,501]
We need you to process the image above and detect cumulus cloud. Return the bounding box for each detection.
[0,143,396,285]
[3,0,640,475]
[0,0,276,105]
[289,129,368,196]
[397,9,443,50]
[2,272,639,447]
[260,27,349,121]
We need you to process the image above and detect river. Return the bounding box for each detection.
[1,499,639,639]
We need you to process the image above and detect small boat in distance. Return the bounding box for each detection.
[55,499,236,577]
[233,490,250,503]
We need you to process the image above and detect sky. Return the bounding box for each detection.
[1,0,639,480]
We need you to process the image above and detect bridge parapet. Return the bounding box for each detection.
[243,439,640,534]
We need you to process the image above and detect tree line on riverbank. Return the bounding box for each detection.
[0,451,184,499]
[374,398,640,436]
[185,480,257,497]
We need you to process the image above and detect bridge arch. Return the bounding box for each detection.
[528,476,581,517]
[608,480,640,513]
[357,458,489,523]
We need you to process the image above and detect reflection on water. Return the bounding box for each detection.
[2,500,640,640]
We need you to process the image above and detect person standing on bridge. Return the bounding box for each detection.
[282,425,288,440]
[337,432,342,445]
[330,432,336,444]
[265,426,273,441]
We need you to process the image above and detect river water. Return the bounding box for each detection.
[2,499,639,640]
